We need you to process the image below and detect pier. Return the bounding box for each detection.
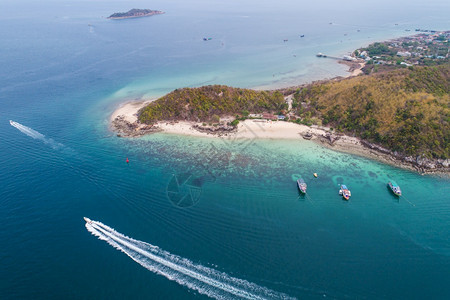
[317,53,358,61]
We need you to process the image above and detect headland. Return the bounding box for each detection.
[110,32,449,174]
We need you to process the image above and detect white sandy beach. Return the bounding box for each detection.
[111,101,362,152]
[350,62,365,76]
[110,99,154,124]
[158,119,323,139]
[111,100,327,140]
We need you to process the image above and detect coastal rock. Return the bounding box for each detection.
[320,132,340,145]
[302,131,313,140]
[360,140,391,155]
[440,159,450,168]
[111,115,160,137]
[404,156,415,163]
[192,124,237,135]
[416,156,437,169]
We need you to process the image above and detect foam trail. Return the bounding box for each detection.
[10,120,66,151]
[85,219,295,300]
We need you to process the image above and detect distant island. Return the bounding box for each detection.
[108,9,164,20]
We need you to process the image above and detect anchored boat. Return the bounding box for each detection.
[297,178,307,194]
[339,184,351,200]
[388,181,402,196]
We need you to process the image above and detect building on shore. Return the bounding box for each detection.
[249,113,263,118]
[397,51,412,57]
[263,113,278,120]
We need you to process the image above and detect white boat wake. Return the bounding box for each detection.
[10,120,65,150]
[85,218,295,300]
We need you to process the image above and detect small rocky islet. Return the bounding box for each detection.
[108,9,164,20]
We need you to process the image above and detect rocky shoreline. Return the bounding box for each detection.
[112,115,161,137]
[304,130,450,175]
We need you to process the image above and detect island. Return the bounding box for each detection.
[108,9,164,20]
[111,32,449,174]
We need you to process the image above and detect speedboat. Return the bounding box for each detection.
[297,178,307,194]
[388,181,402,196]
[339,184,351,200]
[83,217,92,224]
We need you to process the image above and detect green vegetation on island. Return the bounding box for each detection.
[108,9,164,20]
[138,85,287,124]
[292,63,449,159]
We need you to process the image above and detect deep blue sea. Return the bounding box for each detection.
[1,0,449,299]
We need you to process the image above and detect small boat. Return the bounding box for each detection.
[339,184,351,200]
[388,181,402,196]
[297,178,307,194]
[300,34,305,38]
[126,158,129,163]
[313,173,318,178]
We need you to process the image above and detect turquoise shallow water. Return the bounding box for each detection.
[1,0,449,299]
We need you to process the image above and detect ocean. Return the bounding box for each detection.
[0,0,449,299]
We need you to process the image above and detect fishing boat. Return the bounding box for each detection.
[388,181,402,196]
[339,184,351,200]
[297,178,307,194]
